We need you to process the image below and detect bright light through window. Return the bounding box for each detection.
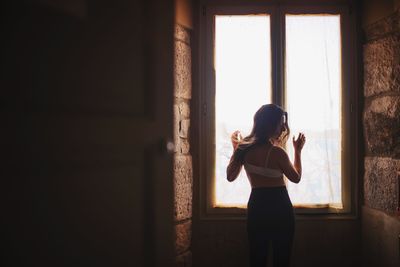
[215,15,271,207]
[214,14,343,209]
[285,15,342,208]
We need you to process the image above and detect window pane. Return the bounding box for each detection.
[285,15,342,207]
[215,15,272,207]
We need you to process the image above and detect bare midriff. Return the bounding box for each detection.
[245,170,286,188]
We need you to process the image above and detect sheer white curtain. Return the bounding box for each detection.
[285,15,342,208]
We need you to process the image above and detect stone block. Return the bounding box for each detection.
[174,101,191,151]
[175,24,191,44]
[175,220,192,254]
[179,119,190,139]
[175,137,190,154]
[363,34,400,97]
[178,100,190,119]
[174,155,193,221]
[175,251,192,267]
[174,40,192,99]
[364,157,400,214]
[363,96,400,158]
[174,103,180,145]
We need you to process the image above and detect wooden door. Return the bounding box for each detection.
[3,1,175,266]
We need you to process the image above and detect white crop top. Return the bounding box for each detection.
[243,146,283,178]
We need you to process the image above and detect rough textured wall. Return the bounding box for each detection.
[174,24,193,267]
[362,7,400,267]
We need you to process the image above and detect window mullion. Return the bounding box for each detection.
[279,6,286,110]
[270,7,285,107]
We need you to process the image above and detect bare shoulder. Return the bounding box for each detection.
[271,146,289,160]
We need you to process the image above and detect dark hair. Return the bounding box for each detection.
[233,104,289,163]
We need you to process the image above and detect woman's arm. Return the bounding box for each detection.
[226,155,242,182]
[292,150,302,181]
[226,131,243,182]
[276,148,301,183]
[292,133,305,180]
[276,133,306,184]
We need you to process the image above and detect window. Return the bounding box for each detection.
[285,15,342,208]
[199,5,356,216]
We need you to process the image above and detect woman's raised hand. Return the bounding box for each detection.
[292,132,306,153]
[230,130,242,150]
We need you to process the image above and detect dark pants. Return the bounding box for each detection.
[247,187,295,267]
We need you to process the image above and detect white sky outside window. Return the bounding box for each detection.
[285,15,342,207]
[215,15,271,207]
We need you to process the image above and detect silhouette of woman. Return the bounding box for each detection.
[226,104,305,267]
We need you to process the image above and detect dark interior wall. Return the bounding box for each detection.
[2,1,176,266]
[361,1,400,266]
[191,1,362,267]
[362,0,396,26]
[193,220,360,267]
[176,0,193,28]
[362,0,400,26]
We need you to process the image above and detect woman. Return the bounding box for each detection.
[226,104,305,267]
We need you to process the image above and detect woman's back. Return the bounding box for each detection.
[243,144,286,188]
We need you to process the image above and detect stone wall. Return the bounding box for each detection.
[174,24,193,267]
[362,7,400,267]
